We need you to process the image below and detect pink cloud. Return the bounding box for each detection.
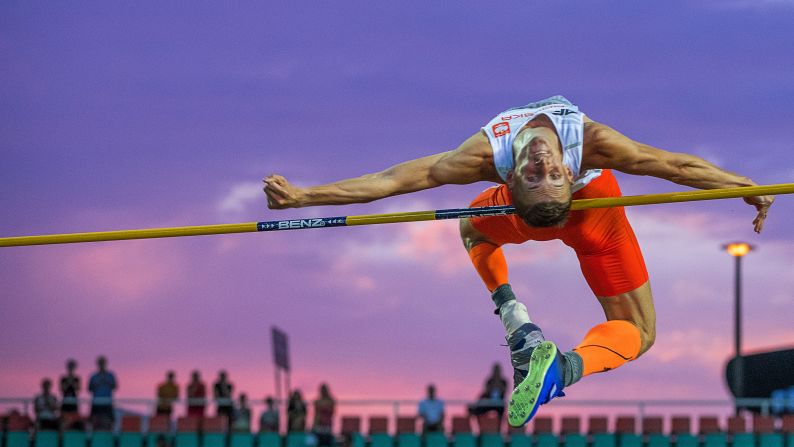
[327,219,470,279]
[49,240,188,303]
[645,329,732,366]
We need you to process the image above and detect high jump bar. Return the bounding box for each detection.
[1,183,792,248]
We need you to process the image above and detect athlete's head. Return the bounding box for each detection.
[507,128,574,227]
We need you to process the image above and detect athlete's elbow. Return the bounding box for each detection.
[736,176,755,188]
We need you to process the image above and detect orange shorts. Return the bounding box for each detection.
[469,170,648,297]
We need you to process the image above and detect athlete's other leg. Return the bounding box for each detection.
[572,282,655,377]
[575,281,656,375]
[460,210,546,388]
[565,196,653,378]
[598,281,656,355]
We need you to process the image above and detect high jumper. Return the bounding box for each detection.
[263,95,775,427]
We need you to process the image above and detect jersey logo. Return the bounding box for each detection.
[500,112,534,121]
[551,109,576,116]
[492,122,510,137]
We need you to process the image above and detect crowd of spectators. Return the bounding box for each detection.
[21,359,517,437]
[11,357,794,441]
[22,357,347,438]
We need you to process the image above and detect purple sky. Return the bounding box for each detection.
[1,0,793,415]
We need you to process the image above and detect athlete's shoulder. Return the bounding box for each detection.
[580,120,639,170]
[454,131,495,165]
[582,120,621,149]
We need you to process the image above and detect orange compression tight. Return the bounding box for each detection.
[574,320,642,376]
[468,242,509,292]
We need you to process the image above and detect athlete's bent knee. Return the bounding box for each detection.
[637,323,656,356]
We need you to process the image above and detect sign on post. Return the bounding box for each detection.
[271,326,290,371]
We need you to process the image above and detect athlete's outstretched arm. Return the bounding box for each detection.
[585,122,774,233]
[264,132,497,209]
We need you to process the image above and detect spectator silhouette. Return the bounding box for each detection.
[468,363,507,429]
[771,386,794,415]
[34,378,59,431]
[156,371,179,417]
[483,363,507,401]
[312,384,335,446]
[259,396,279,433]
[287,390,307,433]
[88,356,117,430]
[213,370,234,422]
[59,359,80,415]
[418,384,444,433]
[187,370,207,418]
[232,393,252,432]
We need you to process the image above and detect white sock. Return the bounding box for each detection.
[499,300,531,336]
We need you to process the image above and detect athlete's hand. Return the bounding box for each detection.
[263,174,306,209]
[743,194,774,233]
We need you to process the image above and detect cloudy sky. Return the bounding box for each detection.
[1,0,793,420]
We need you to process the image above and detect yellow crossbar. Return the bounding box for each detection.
[0,183,791,248]
[570,183,793,210]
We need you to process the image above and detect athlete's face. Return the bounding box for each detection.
[509,132,574,205]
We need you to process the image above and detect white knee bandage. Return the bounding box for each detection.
[499,300,531,335]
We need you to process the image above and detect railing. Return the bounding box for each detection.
[0,397,782,433]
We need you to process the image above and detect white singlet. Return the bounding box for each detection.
[481,95,601,192]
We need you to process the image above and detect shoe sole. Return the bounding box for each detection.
[507,340,558,427]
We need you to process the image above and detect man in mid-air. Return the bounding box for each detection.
[263,96,773,426]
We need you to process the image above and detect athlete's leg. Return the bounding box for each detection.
[460,216,545,382]
[596,280,656,355]
[462,187,552,387]
[508,171,651,427]
[461,217,532,337]
[567,207,654,376]
[572,281,656,377]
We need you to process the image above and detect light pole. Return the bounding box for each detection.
[723,242,754,414]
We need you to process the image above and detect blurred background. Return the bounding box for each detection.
[1,0,792,443]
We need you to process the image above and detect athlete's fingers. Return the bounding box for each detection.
[265,180,289,197]
[263,175,286,188]
[266,174,287,185]
[264,175,302,209]
[263,176,286,193]
[753,212,766,233]
[266,187,286,203]
[742,195,772,234]
[266,192,287,209]
[262,182,284,197]
[265,188,284,201]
